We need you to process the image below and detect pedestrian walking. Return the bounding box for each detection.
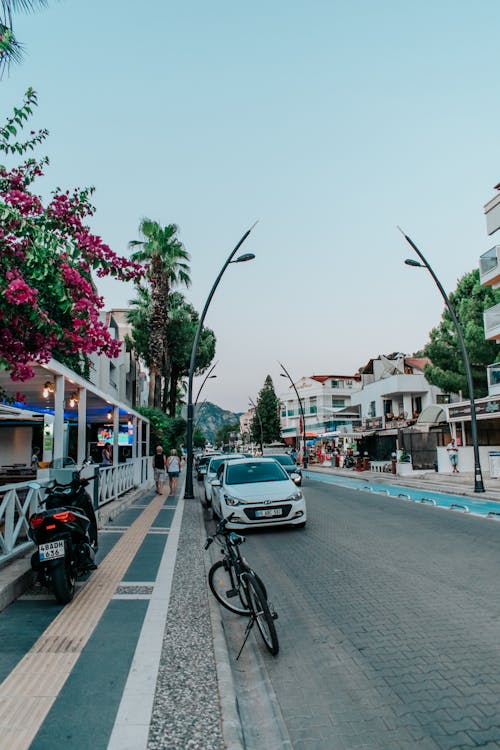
[166,449,181,496]
[446,438,459,473]
[153,445,167,494]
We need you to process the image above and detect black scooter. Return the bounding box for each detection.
[28,460,98,604]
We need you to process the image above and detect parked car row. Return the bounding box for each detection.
[195,451,306,530]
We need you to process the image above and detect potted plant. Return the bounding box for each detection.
[396,448,413,475]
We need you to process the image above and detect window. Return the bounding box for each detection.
[309,396,317,414]
[368,401,376,417]
[436,394,451,404]
[332,398,345,408]
[109,363,117,389]
[330,380,339,389]
[383,399,392,415]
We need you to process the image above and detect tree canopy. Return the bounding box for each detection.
[129,219,191,408]
[424,269,500,398]
[250,375,281,447]
[0,1,49,76]
[0,90,142,389]
[126,287,215,417]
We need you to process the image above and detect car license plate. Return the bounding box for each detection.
[255,508,283,518]
[39,540,65,561]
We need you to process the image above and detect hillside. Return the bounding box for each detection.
[188,402,243,444]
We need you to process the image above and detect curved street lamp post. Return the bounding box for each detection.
[184,227,256,499]
[194,362,218,407]
[279,362,308,469]
[400,227,485,493]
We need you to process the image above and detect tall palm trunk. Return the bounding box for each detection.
[149,258,169,409]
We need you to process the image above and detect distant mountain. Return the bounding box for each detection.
[188,401,242,444]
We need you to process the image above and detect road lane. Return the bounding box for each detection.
[227,477,500,750]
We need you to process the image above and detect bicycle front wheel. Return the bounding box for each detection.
[243,572,279,656]
[209,560,250,616]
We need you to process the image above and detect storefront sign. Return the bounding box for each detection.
[448,398,500,420]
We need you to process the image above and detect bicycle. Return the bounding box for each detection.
[205,513,279,657]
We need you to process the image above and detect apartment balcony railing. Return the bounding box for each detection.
[487,362,500,396]
[484,303,500,341]
[479,245,500,288]
[484,192,500,237]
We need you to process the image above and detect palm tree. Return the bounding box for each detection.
[129,219,191,408]
[0,1,49,76]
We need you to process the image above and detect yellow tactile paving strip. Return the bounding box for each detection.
[0,492,166,750]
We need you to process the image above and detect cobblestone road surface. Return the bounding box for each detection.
[232,478,500,750]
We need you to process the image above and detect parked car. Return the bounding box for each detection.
[196,453,222,482]
[263,453,302,486]
[202,454,246,507]
[210,457,307,529]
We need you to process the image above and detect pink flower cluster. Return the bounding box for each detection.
[5,270,39,306]
[1,152,144,384]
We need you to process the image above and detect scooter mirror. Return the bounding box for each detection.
[27,482,41,490]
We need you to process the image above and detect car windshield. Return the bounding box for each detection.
[270,455,294,467]
[226,461,289,485]
[208,456,242,473]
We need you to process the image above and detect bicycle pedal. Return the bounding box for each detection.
[226,589,238,598]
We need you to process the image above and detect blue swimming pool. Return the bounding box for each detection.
[303,471,500,519]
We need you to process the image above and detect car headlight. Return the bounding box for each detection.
[224,494,241,507]
[286,490,303,501]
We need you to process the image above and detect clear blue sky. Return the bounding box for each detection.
[3,0,500,412]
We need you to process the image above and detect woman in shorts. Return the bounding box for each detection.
[166,449,181,495]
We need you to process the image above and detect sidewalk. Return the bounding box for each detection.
[0,475,243,750]
[306,463,500,502]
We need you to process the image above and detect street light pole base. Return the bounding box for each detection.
[474,468,485,493]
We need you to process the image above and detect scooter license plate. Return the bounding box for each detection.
[39,540,65,561]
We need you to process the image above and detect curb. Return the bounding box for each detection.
[197,486,245,750]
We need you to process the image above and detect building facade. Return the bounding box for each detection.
[279,374,362,444]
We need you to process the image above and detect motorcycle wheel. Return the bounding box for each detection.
[51,555,76,604]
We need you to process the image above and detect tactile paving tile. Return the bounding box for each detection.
[0,492,166,750]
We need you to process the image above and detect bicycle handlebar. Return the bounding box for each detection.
[204,512,246,550]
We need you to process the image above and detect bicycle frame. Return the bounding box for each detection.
[205,513,279,656]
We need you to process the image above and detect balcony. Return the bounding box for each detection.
[484,303,500,341]
[484,192,500,236]
[479,245,500,288]
[487,362,500,396]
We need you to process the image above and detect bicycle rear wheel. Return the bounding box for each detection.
[243,572,279,655]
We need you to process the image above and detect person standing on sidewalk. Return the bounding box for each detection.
[446,438,459,473]
[153,445,167,494]
[166,449,181,495]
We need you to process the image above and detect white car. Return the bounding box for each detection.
[210,457,307,529]
[202,454,246,507]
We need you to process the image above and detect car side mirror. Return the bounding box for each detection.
[211,480,221,487]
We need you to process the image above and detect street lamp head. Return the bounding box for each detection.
[232,252,255,264]
[404,258,424,268]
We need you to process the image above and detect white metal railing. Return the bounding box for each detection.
[0,457,153,567]
[0,483,43,564]
[94,457,152,507]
